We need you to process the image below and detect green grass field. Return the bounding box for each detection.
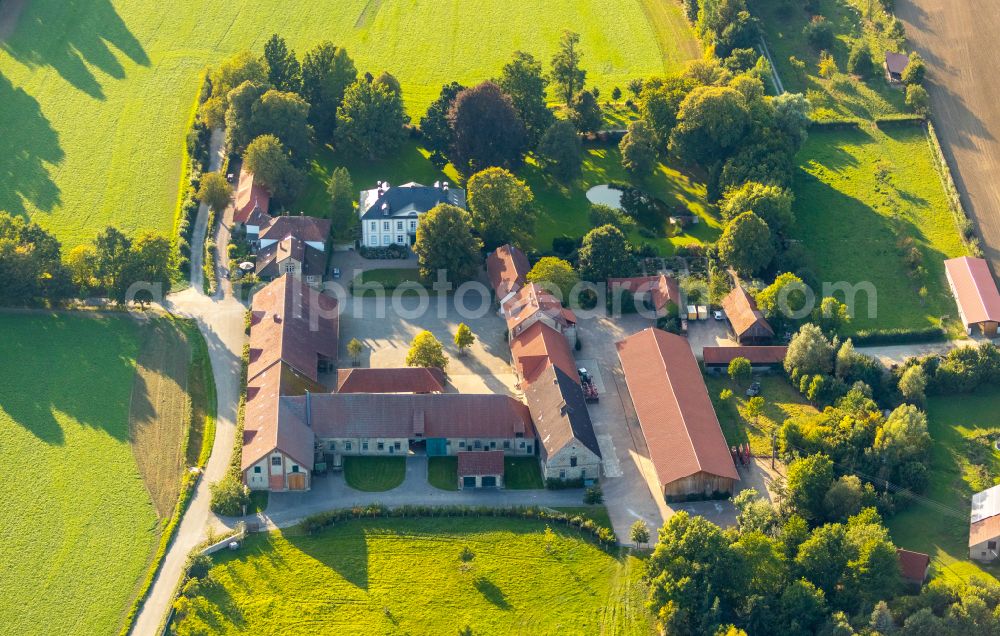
[552,506,615,532]
[343,456,406,491]
[0,0,698,249]
[504,457,546,489]
[0,313,160,635]
[790,124,967,332]
[708,373,819,455]
[428,456,459,491]
[886,389,1000,586]
[170,517,653,634]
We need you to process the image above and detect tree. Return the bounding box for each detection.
[197,172,234,213]
[577,225,635,282]
[803,16,835,50]
[466,167,536,250]
[720,181,795,233]
[718,212,774,276]
[669,86,750,167]
[448,81,526,173]
[65,244,98,291]
[619,119,658,176]
[262,34,301,92]
[756,272,807,325]
[898,365,927,405]
[629,519,650,548]
[869,601,896,634]
[627,78,645,98]
[326,166,355,240]
[301,42,357,142]
[818,51,838,79]
[588,203,635,234]
[874,404,930,467]
[847,42,874,77]
[823,475,864,521]
[745,396,765,423]
[569,90,602,133]
[611,86,622,101]
[211,50,268,108]
[252,89,311,160]
[527,257,579,302]
[123,232,172,306]
[498,51,554,146]
[406,330,448,370]
[537,120,583,182]
[92,226,133,301]
[813,297,850,335]
[902,52,926,85]
[639,75,697,146]
[209,474,249,516]
[336,78,406,160]
[419,82,465,158]
[374,71,401,96]
[224,79,268,152]
[550,30,586,104]
[0,212,71,304]
[906,84,930,115]
[728,356,752,385]
[785,454,834,521]
[347,337,364,366]
[785,323,835,377]
[454,323,475,355]
[412,203,483,284]
[243,134,302,202]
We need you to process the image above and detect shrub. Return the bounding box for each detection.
[583,485,604,504]
[804,16,835,51]
[185,554,212,580]
[209,474,250,516]
[848,42,875,77]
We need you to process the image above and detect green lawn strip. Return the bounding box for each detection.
[885,389,1000,586]
[170,516,653,634]
[248,490,269,514]
[354,267,422,288]
[0,313,160,636]
[343,456,407,492]
[790,124,967,332]
[428,456,459,491]
[551,505,614,531]
[503,457,545,489]
[707,373,819,456]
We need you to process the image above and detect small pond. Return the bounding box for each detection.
[585,184,623,210]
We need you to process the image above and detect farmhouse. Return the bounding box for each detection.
[607,274,679,315]
[336,367,445,394]
[617,328,740,500]
[944,256,1000,337]
[702,345,788,372]
[721,286,774,344]
[233,166,271,230]
[970,484,1000,562]
[884,51,910,83]
[487,244,530,307]
[457,450,505,489]
[510,321,580,386]
[523,363,602,482]
[503,282,577,344]
[359,180,466,248]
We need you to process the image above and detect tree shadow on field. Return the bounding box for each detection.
[0,0,149,99]
[474,577,512,609]
[288,521,370,590]
[0,72,63,216]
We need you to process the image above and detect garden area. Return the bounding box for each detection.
[168,516,652,634]
[343,456,407,492]
[0,313,175,634]
[707,373,819,455]
[886,389,1000,586]
[428,456,546,490]
[789,123,967,333]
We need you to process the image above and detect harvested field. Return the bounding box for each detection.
[897,0,1000,272]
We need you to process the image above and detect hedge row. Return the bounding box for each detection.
[228,341,251,478]
[925,120,983,257]
[851,326,947,346]
[171,70,213,281]
[296,504,618,548]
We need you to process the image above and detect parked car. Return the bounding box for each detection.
[746,382,761,397]
[713,310,724,320]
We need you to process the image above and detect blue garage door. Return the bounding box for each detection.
[426,438,448,456]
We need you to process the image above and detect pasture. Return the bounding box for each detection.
[169,517,653,635]
[886,388,1000,585]
[0,0,698,249]
[0,313,163,634]
[789,123,967,332]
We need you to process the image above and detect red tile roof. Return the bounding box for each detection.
[722,286,773,340]
[510,321,579,385]
[608,275,679,312]
[242,362,320,472]
[336,367,445,394]
[259,215,331,244]
[504,283,576,335]
[896,549,930,585]
[234,166,270,224]
[487,244,530,299]
[617,328,740,487]
[702,346,788,366]
[248,276,338,383]
[457,450,506,477]
[945,256,1000,326]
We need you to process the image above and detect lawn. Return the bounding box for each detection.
[505,456,546,489]
[552,505,615,532]
[886,389,1000,586]
[169,517,653,634]
[0,0,698,249]
[750,0,907,120]
[353,267,421,289]
[343,456,407,492]
[707,373,819,456]
[428,456,459,491]
[0,313,161,635]
[789,123,967,333]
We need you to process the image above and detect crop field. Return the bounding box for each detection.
[886,388,1000,586]
[0,313,159,635]
[169,517,653,635]
[0,0,698,249]
[789,123,966,332]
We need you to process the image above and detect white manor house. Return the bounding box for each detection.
[359,180,466,248]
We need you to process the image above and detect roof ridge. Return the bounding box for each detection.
[653,329,704,474]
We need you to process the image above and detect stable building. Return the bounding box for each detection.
[945,256,1000,337]
[721,286,774,344]
[617,328,740,500]
[457,450,505,489]
[607,274,679,315]
[702,345,788,373]
[359,180,466,248]
[971,484,1000,562]
[336,367,445,394]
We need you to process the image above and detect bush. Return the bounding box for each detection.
[185,554,212,580]
[804,16,835,51]
[546,477,585,489]
[583,485,603,504]
[551,235,579,257]
[209,474,249,516]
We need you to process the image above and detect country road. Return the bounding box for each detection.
[897,0,1000,272]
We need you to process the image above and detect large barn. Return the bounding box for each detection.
[945,256,1000,337]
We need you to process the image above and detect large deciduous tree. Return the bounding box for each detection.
[336,78,407,160]
[526,257,579,302]
[406,330,448,371]
[419,82,465,159]
[669,85,750,167]
[639,75,698,147]
[717,211,774,276]
[569,89,602,133]
[784,323,835,377]
[577,224,635,282]
[300,42,357,142]
[550,30,586,104]
[497,51,554,146]
[619,119,658,176]
[197,172,233,213]
[327,167,354,239]
[252,89,311,160]
[720,181,795,233]
[243,134,302,203]
[466,167,536,250]
[412,203,483,284]
[262,34,301,93]
[536,120,582,182]
[0,212,72,304]
[448,81,526,173]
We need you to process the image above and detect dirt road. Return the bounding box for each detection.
[896,0,1000,270]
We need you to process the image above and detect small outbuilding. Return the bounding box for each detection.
[703,345,788,372]
[721,286,774,344]
[885,51,910,83]
[971,484,1000,562]
[457,450,505,489]
[896,548,930,588]
[944,256,1000,337]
